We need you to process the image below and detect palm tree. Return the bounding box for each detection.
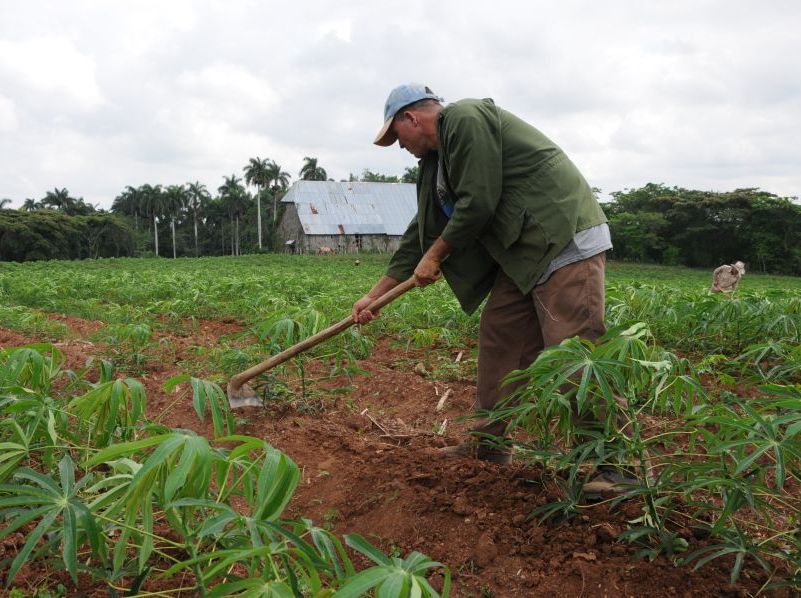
[139,184,164,256]
[64,197,95,216]
[0,198,12,209]
[266,159,291,226]
[203,197,229,256]
[164,184,189,258]
[299,157,327,181]
[218,174,249,256]
[243,157,270,249]
[41,188,77,212]
[111,186,143,231]
[20,198,40,212]
[186,181,210,257]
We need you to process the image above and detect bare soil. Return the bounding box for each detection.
[0,317,788,597]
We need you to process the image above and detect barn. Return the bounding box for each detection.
[276,180,417,254]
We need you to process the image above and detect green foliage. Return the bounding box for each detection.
[39,188,95,216]
[0,456,104,585]
[336,534,449,597]
[95,322,154,374]
[0,344,66,395]
[500,326,801,585]
[163,374,235,437]
[0,210,134,261]
[606,282,801,363]
[358,169,401,183]
[606,184,801,275]
[0,345,70,478]
[299,156,327,181]
[67,377,147,448]
[0,345,446,594]
[0,305,69,339]
[2,257,801,590]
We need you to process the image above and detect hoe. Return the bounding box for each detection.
[227,276,418,408]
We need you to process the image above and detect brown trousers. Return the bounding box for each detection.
[474,252,607,437]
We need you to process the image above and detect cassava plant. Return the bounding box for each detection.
[0,344,448,595]
[495,324,800,585]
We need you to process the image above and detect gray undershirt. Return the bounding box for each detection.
[535,223,612,286]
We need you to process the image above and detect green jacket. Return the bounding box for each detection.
[387,98,607,314]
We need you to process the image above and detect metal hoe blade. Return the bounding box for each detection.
[226,381,263,409]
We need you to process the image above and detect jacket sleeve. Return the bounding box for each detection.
[386,216,422,281]
[439,105,504,249]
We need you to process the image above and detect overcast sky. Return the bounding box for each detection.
[1,0,799,209]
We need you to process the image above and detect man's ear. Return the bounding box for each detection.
[401,110,417,126]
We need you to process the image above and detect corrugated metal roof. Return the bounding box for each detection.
[282,180,416,236]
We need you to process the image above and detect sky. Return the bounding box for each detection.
[1,0,799,209]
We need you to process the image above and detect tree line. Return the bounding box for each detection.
[0,210,133,261]
[111,156,321,258]
[0,158,418,261]
[3,173,799,275]
[605,183,801,275]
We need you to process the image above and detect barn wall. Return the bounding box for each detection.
[302,234,402,254]
[275,204,306,253]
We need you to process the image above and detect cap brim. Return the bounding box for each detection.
[373,118,397,146]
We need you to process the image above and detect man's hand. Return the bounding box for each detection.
[352,294,380,324]
[413,254,442,287]
[352,275,400,324]
[413,236,452,287]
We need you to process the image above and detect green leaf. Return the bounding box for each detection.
[345,534,392,567]
[163,373,191,392]
[87,434,170,466]
[377,572,411,598]
[733,444,771,476]
[253,448,299,521]
[5,509,59,586]
[190,377,234,437]
[140,494,154,571]
[62,505,78,582]
[206,579,295,598]
[334,567,392,598]
[0,504,52,540]
[199,546,283,583]
[309,523,355,578]
[13,468,61,494]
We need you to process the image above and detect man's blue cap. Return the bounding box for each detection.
[374,83,443,146]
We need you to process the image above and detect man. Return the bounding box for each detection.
[710,260,746,293]
[352,83,613,477]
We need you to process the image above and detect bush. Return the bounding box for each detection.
[0,210,134,261]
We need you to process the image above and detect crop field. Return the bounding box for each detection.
[0,255,800,597]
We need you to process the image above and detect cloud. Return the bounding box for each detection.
[0,0,799,208]
[0,96,17,132]
[0,37,104,109]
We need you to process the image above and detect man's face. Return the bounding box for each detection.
[391,111,430,158]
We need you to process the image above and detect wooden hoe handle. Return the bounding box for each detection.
[228,276,418,392]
